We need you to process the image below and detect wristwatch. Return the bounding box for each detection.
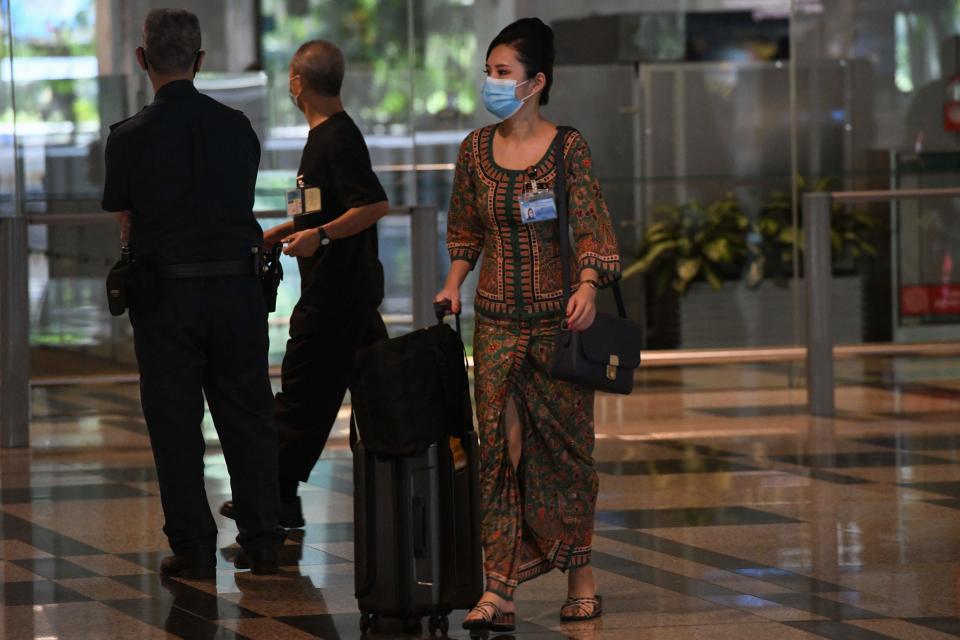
[317,225,332,247]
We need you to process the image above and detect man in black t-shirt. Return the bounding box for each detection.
[220,40,389,527]
[101,9,283,577]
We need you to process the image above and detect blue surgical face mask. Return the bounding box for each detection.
[482,77,535,120]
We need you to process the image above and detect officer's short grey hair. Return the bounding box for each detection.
[292,40,345,98]
[143,9,202,75]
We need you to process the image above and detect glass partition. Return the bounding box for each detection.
[7,0,960,384]
[793,0,960,356]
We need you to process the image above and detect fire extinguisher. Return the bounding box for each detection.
[945,74,960,132]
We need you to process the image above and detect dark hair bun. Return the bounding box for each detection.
[487,17,555,106]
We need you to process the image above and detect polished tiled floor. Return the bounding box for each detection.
[4,358,960,639]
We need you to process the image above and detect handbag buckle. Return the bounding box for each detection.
[606,354,620,381]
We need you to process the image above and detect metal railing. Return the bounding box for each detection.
[803,187,960,417]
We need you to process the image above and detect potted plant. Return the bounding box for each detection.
[627,192,750,295]
[628,180,881,348]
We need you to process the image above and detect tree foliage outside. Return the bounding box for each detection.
[260,0,478,131]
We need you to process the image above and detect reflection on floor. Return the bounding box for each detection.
[4,361,960,639]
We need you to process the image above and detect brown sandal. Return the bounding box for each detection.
[462,600,516,632]
[561,595,603,622]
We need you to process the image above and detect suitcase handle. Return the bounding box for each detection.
[433,301,462,335]
[412,497,428,558]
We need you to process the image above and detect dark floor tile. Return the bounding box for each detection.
[902,617,960,636]
[771,451,951,469]
[298,522,355,544]
[595,458,760,475]
[276,611,558,639]
[11,557,100,580]
[696,405,807,418]
[856,434,960,451]
[783,620,899,639]
[112,574,261,621]
[647,440,742,458]
[93,466,158,482]
[100,417,150,435]
[924,498,960,511]
[0,482,150,504]
[0,512,104,556]
[762,593,884,620]
[805,469,872,485]
[591,551,739,597]
[276,613,387,639]
[304,472,354,495]
[875,411,960,424]
[596,506,800,529]
[596,529,848,593]
[216,543,349,569]
[1,580,90,606]
[900,481,960,498]
[117,551,165,572]
[106,598,252,639]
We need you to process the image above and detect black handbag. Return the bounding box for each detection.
[548,127,642,395]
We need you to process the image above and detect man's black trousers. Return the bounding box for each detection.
[131,276,281,554]
[273,298,388,483]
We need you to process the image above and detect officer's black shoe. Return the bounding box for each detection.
[160,550,216,579]
[233,547,280,575]
[219,498,305,529]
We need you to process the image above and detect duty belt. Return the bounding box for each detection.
[158,259,256,279]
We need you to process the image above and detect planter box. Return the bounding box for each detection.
[679,276,863,348]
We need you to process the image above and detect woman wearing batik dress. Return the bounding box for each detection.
[435,18,621,633]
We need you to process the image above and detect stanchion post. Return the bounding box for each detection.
[803,192,835,417]
[410,206,439,330]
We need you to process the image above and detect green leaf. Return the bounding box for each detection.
[635,240,677,270]
[704,237,731,263]
[702,262,723,290]
[813,176,834,192]
[677,257,702,283]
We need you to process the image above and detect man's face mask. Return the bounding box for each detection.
[289,75,303,111]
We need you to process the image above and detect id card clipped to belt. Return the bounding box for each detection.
[519,170,557,224]
[286,175,322,217]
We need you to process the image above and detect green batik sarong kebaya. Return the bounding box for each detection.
[446,125,621,599]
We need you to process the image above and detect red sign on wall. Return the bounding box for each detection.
[901,285,960,316]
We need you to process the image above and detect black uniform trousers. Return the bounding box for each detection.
[131,276,282,554]
[274,297,387,483]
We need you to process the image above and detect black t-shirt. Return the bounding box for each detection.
[294,111,387,306]
[101,80,263,264]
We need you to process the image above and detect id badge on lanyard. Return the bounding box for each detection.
[518,172,557,224]
[286,175,322,217]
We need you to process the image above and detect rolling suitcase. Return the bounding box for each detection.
[353,432,483,636]
[352,304,483,636]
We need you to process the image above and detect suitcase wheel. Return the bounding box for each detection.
[359,612,375,634]
[402,617,421,634]
[427,614,450,636]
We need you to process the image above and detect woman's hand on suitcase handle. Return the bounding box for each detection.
[434,287,461,315]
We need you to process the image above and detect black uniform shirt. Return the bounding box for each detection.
[101,80,263,264]
[295,111,387,306]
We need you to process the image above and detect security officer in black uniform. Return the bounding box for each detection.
[219,40,389,527]
[101,8,283,577]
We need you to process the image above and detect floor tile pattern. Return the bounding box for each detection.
[4,360,960,639]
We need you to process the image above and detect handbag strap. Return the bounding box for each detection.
[553,127,627,319]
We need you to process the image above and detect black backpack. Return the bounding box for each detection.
[352,308,473,456]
